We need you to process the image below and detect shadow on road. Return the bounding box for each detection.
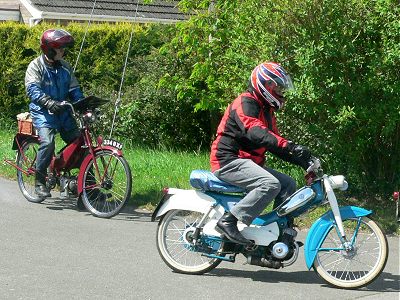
[207,268,399,292]
[43,196,153,222]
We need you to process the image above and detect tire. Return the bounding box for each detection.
[313,216,388,289]
[16,140,45,203]
[81,150,132,218]
[156,209,222,274]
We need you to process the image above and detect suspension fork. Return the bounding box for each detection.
[83,128,117,185]
[323,175,348,242]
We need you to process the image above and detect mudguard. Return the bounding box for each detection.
[77,146,123,194]
[12,133,39,150]
[304,205,372,269]
[152,188,220,221]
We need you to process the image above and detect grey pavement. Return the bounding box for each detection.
[0,177,399,300]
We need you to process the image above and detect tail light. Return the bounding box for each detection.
[394,192,399,202]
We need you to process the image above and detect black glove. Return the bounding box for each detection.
[38,96,65,115]
[287,142,312,170]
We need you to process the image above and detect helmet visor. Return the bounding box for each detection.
[274,74,294,97]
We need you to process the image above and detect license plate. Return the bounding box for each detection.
[102,139,123,150]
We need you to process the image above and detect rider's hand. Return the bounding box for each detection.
[38,96,65,115]
[288,142,312,170]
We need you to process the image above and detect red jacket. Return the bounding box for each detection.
[210,91,289,172]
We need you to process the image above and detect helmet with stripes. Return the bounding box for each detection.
[250,62,294,110]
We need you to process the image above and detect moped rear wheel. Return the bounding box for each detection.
[81,150,132,218]
[16,140,45,203]
[313,216,388,289]
[157,209,222,274]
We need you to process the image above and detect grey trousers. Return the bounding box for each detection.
[214,159,296,225]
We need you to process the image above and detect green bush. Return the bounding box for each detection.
[157,0,400,197]
[0,0,399,200]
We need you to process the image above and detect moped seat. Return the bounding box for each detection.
[189,170,245,193]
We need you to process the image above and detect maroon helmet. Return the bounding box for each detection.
[40,29,74,60]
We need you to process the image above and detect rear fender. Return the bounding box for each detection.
[12,133,39,150]
[151,188,220,221]
[304,205,372,269]
[77,146,123,194]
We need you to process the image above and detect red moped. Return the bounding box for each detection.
[5,96,132,218]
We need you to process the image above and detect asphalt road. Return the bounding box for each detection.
[0,177,399,300]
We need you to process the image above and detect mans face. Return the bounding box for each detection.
[53,48,65,61]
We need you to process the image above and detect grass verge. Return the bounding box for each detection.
[0,126,398,234]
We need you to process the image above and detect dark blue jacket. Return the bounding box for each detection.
[25,55,84,131]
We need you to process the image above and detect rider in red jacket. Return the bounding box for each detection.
[210,62,312,245]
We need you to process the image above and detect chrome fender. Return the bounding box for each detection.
[152,188,223,220]
[304,205,372,269]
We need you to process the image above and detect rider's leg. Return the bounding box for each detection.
[35,127,56,198]
[266,168,297,210]
[214,159,282,244]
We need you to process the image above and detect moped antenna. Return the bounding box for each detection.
[109,0,140,138]
[73,0,98,72]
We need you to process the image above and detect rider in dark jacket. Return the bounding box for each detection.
[210,62,312,245]
[25,29,84,198]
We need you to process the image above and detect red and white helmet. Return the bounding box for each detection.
[40,29,74,60]
[250,62,294,110]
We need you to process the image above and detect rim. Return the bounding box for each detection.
[315,218,384,284]
[17,142,39,200]
[83,152,130,216]
[160,210,220,270]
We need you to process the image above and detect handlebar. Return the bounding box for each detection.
[60,101,75,115]
[306,157,321,174]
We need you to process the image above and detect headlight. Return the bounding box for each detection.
[82,111,97,123]
[328,175,348,191]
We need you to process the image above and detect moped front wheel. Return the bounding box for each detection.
[81,150,132,218]
[156,209,222,274]
[313,216,388,289]
[16,140,45,203]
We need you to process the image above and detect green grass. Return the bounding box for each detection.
[0,125,398,234]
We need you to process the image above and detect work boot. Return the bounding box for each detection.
[35,172,51,198]
[216,212,250,245]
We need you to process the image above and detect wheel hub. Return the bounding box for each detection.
[101,179,113,190]
[341,242,357,259]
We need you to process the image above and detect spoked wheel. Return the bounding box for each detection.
[156,209,222,274]
[16,139,44,203]
[313,216,388,289]
[81,150,132,218]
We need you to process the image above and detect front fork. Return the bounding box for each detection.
[323,176,352,250]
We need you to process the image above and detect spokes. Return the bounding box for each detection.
[162,211,215,268]
[17,141,40,202]
[316,218,383,282]
[82,151,131,218]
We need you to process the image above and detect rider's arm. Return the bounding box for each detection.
[60,60,84,103]
[237,97,311,169]
[236,96,289,151]
[25,58,47,105]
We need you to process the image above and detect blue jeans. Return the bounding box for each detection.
[36,126,80,177]
[214,159,297,225]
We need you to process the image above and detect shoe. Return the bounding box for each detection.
[35,172,51,198]
[35,184,51,198]
[216,212,250,245]
[76,197,86,211]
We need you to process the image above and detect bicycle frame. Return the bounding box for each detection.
[4,101,124,196]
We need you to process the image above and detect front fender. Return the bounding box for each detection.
[304,206,372,269]
[151,188,218,221]
[77,146,123,194]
